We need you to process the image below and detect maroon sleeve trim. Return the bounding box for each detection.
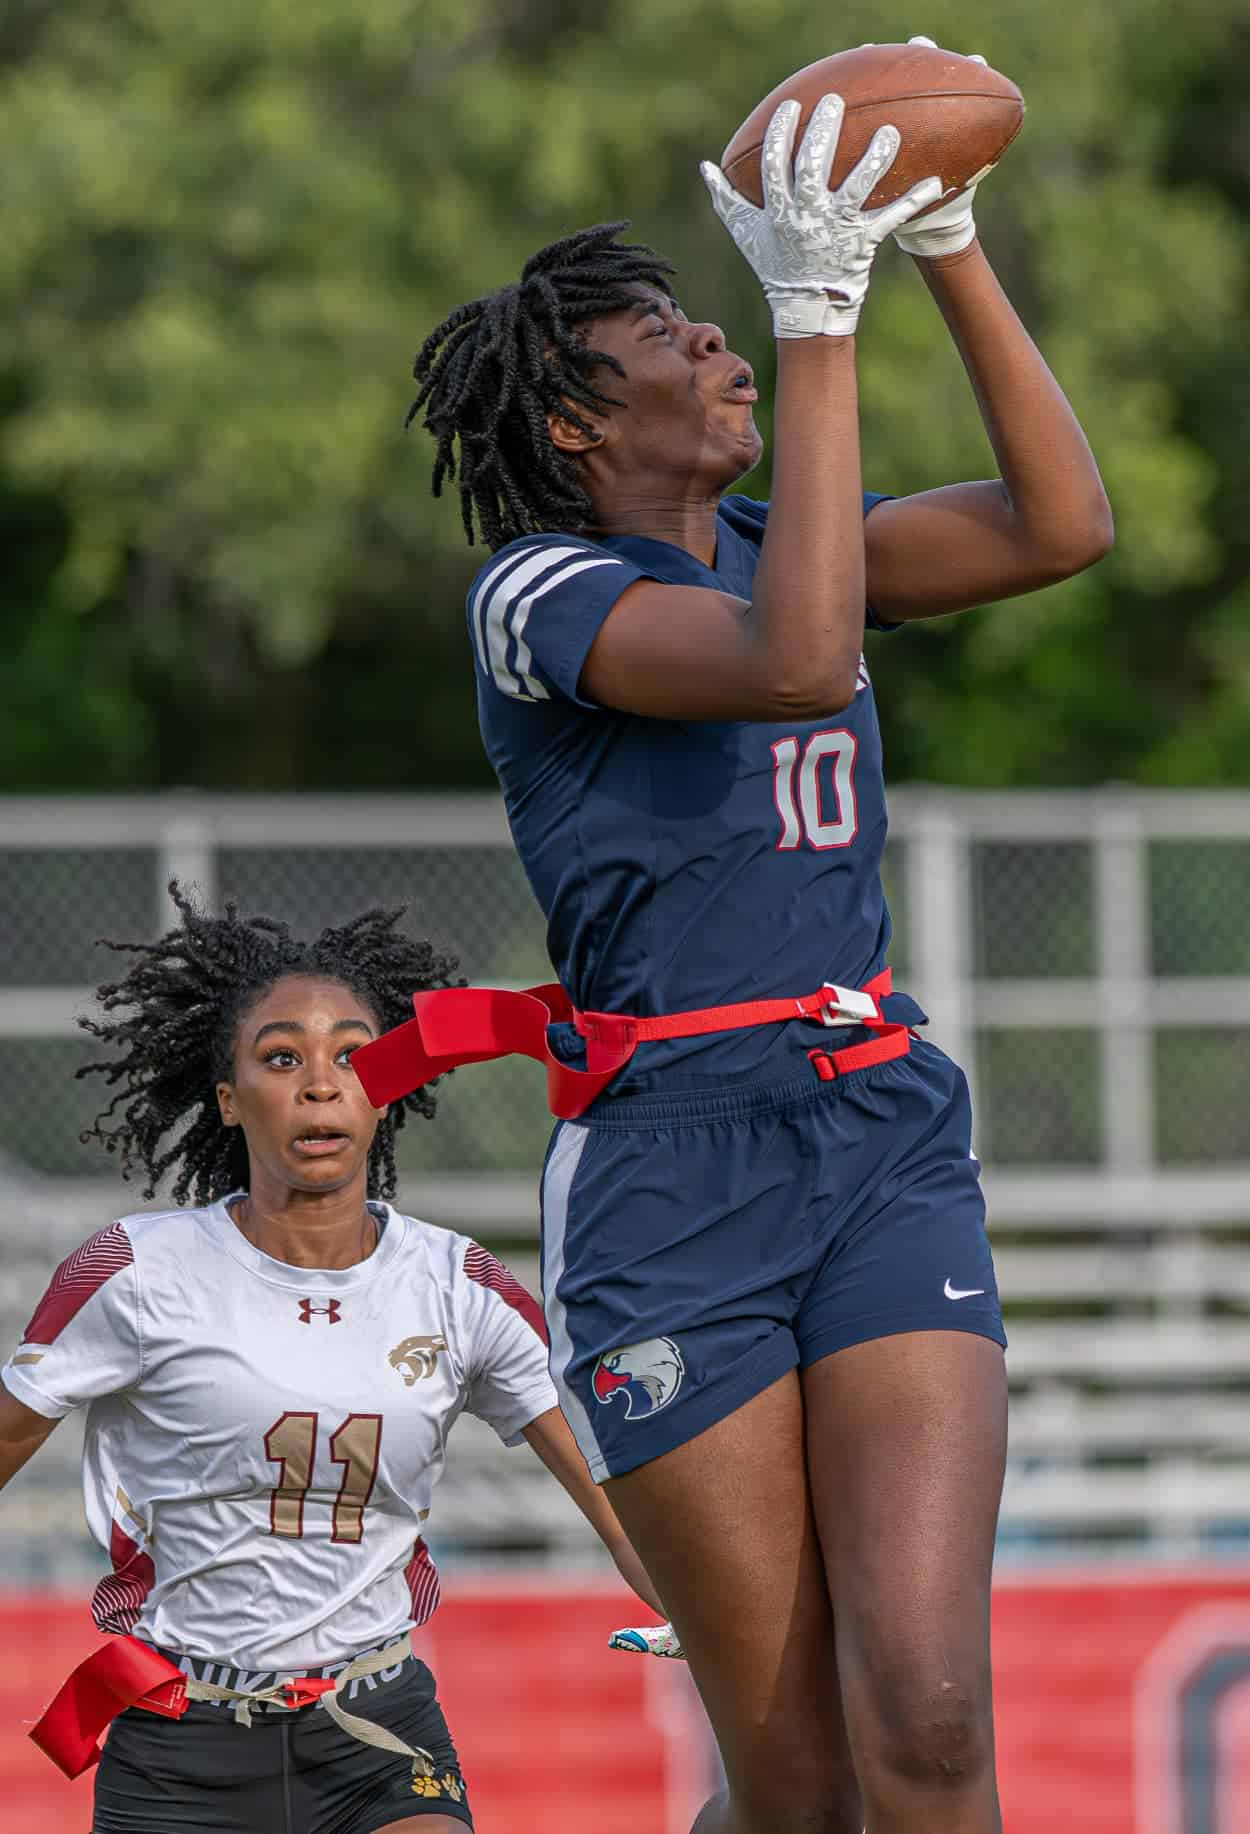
[23,1223,135,1346]
[404,1535,442,1628]
[462,1242,548,1346]
[92,1516,156,1637]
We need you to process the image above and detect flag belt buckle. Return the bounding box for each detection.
[811,983,884,1029]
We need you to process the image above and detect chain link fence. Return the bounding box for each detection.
[2,791,1247,1181]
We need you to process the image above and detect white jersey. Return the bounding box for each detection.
[2,1197,557,1671]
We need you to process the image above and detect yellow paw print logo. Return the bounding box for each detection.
[409,1768,465,1804]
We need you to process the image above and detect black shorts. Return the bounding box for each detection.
[92,1647,472,1834]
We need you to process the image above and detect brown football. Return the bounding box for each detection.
[721,42,1024,218]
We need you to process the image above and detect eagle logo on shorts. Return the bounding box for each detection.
[591,1337,684,1418]
[389,1334,448,1385]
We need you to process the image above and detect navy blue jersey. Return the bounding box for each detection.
[469,493,899,1091]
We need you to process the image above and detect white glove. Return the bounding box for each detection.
[701,94,943,337]
[608,1621,686,1660]
[892,36,989,259]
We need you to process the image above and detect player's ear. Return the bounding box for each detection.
[216,1082,240,1128]
[547,405,608,454]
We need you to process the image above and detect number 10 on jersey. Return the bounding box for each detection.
[772,730,858,849]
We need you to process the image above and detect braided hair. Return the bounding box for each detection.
[76,883,460,1206]
[409,221,676,550]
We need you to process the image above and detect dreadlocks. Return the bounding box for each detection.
[76,883,460,1206]
[409,221,676,550]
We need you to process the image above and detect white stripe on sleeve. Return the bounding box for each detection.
[510,556,624,695]
[470,546,626,699]
[468,546,545,679]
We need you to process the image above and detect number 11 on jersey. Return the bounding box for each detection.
[771,730,858,850]
[264,1412,383,1543]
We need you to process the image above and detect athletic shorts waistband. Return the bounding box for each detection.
[150,1637,415,1712]
[583,1046,923,1130]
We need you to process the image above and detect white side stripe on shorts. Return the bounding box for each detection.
[540,1122,607,1479]
[470,547,624,699]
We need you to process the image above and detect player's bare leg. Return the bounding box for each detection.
[605,1374,862,1834]
[373,1817,466,1832]
[803,1330,1007,1833]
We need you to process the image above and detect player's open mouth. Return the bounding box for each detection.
[722,362,757,403]
[293,1130,351,1156]
[710,353,756,404]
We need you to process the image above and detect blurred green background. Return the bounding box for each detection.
[5,0,1250,795]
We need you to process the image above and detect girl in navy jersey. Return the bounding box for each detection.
[0,886,661,1834]
[368,37,1114,1834]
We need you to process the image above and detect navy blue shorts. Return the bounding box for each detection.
[540,1037,1004,1481]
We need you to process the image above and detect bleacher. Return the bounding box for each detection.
[3,1153,1250,1578]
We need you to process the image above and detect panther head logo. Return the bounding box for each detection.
[389,1334,448,1385]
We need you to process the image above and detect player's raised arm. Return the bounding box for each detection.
[0,1386,59,1489]
[567,98,942,724]
[862,35,1114,620]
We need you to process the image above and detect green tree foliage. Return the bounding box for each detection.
[3,0,1250,788]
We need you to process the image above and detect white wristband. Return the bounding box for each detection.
[895,213,978,259]
[769,293,860,338]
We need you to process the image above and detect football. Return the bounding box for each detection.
[720,42,1024,218]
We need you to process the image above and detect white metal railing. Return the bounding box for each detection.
[2,1163,1249,1242]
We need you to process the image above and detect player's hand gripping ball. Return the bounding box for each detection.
[719,36,1023,243]
[702,97,944,337]
[885,36,1018,257]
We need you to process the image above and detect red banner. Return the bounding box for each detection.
[6,1570,1250,1833]
[994,1570,1250,1834]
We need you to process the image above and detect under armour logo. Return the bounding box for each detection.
[298,1298,342,1325]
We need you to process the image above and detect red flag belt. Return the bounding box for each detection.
[30,1637,188,1778]
[351,968,909,1121]
[30,1637,416,1779]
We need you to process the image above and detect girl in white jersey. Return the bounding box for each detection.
[0,886,661,1834]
